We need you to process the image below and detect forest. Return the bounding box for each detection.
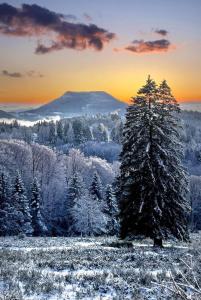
[0,81,201,237]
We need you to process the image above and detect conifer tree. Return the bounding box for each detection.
[63,122,70,143]
[68,172,84,204]
[66,172,85,234]
[111,121,124,143]
[119,76,189,247]
[90,171,103,201]
[72,120,84,144]
[0,172,23,236]
[49,122,56,145]
[0,173,10,235]
[30,177,47,236]
[12,172,33,235]
[57,121,64,141]
[0,173,8,211]
[104,184,119,235]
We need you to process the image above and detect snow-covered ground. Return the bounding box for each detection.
[0,235,201,300]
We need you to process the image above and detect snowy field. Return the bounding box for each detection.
[0,235,201,300]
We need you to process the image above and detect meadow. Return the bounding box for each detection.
[0,234,201,300]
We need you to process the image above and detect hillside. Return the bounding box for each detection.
[0,110,14,119]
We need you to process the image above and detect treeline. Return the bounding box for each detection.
[0,114,123,146]
[0,140,119,236]
[1,112,201,172]
[0,170,118,237]
[0,173,47,236]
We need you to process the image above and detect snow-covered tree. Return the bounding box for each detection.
[0,173,9,211]
[57,120,63,141]
[30,178,47,236]
[0,172,25,236]
[119,76,189,247]
[90,171,103,201]
[104,184,119,235]
[66,172,85,234]
[72,190,107,236]
[189,175,201,231]
[48,122,56,145]
[72,119,85,144]
[0,140,33,187]
[97,123,108,142]
[0,173,10,235]
[67,172,85,205]
[12,172,33,235]
[63,122,70,143]
[111,121,124,143]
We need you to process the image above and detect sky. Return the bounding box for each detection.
[0,0,200,106]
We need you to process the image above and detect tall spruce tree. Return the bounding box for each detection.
[57,121,64,141]
[0,173,8,211]
[0,173,10,235]
[12,172,33,236]
[119,76,189,247]
[72,120,85,145]
[104,184,119,235]
[30,178,47,236]
[49,122,56,145]
[0,173,21,236]
[90,171,103,201]
[66,172,85,234]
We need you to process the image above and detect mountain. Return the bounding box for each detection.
[0,110,14,119]
[14,93,201,121]
[19,91,126,120]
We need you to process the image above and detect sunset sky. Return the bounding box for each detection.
[0,0,200,106]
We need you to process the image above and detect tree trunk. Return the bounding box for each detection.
[154,238,163,248]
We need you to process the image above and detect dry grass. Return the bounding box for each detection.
[0,234,200,299]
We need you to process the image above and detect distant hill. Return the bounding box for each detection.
[19,91,126,120]
[0,110,14,119]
